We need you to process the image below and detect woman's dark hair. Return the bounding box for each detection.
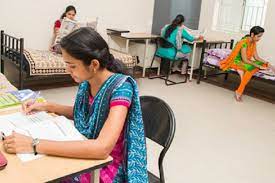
[60,5,76,19]
[243,26,265,38]
[250,26,265,36]
[164,14,185,39]
[60,27,128,75]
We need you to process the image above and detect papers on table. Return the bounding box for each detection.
[0,112,84,162]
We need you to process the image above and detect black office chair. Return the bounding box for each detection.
[140,96,176,183]
[148,37,188,86]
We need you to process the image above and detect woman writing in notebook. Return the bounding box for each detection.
[50,5,77,53]
[156,14,203,74]
[3,28,148,182]
[220,26,275,102]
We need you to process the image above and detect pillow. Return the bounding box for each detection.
[207,48,232,60]
[86,20,98,31]
[78,18,98,31]
[203,55,221,66]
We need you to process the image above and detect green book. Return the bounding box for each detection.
[0,93,21,109]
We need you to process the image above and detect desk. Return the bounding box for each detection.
[0,109,112,183]
[109,33,159,77]
[106,28,130,35]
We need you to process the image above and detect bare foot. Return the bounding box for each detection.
[235,92,243,102]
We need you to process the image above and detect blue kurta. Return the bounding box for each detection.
[156,26,195,60]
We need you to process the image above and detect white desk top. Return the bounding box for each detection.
[120,33,159,39]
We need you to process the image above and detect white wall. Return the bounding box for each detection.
[0,0,155,50]
[170,0,202,29]
[199,0,275,64]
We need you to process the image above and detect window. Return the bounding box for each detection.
[213,0,268,33]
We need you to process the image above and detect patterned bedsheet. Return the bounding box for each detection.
[24,49,67,76]
[203,49,275,81]
[110,49,137,69]
[23,49,137,76]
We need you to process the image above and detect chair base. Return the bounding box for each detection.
[148,58,188,86]
[149,73,187,86]
[148,171,160,183]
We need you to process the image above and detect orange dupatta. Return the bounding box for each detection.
[220,37,256,71]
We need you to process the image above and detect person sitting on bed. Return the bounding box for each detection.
[220,26,275,102]
[49,5,77,53]
[156,14,203,74]
[3,27,148,183]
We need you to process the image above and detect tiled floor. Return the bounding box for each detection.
[40,78,275,183]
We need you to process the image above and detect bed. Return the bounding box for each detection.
[0,30,138,90]
[197,40,275,84]
[0,30,75,89]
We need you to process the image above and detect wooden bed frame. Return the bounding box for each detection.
[0,30,75,90]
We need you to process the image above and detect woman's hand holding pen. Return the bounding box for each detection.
[22,100,50,115]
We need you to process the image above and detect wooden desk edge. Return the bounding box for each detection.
[47,157,113,182]
[0,108,113,182]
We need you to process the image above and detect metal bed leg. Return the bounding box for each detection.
[0,30,4,74]
[19,38,24,89]
[224,73,229,81]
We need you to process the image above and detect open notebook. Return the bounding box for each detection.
[0,112,84,162]
[184,26,207,38]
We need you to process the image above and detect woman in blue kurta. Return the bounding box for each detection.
[3,28,148,183]
[156,14,203,73]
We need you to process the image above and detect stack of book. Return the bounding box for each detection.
[0,89,43,110]
[0,93,21,109]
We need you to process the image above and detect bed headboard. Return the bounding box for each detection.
[199,39,234,67]
[202,39,234,51]
[0,30,24,74]
[197,39,235,84]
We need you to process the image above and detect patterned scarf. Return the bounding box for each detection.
[220,37,256,71]
[74,73,148,183]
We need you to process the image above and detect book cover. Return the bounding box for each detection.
[8,89,36,102]
[0,93,21,109]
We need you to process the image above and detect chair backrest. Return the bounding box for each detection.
[140,96,176,183]
[156,37,176,49]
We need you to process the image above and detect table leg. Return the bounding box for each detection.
[142,39,149,77]
[189,42,197,81]
[92,169,100,183]
[125,39,130,53]
[107,35,110,45]
[157,65,160,76]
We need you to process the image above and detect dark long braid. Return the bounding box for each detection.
[164,14,185,39]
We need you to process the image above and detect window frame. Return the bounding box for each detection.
[212,0,268,33]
